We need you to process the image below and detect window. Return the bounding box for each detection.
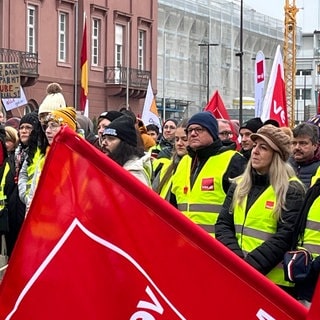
[58,12,67,62]
[115,24,124,67]
[92,19,100,66]
[27,5,37,53]
[138,30,145,70]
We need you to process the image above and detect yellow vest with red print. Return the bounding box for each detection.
[300,194,320,259]
[171,150,236,236]
[234,183,295,287]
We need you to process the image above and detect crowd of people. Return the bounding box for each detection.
[0,82,320,308]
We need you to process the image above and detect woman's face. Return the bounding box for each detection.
[45,121,62,145]
[163,120,177,141]
[251,138,274,174]
[5,140,15,152]
[19,123,33,145]
[174,127,188,157]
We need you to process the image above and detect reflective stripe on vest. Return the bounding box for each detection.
[26,148,42,196]
[172,150,236,237]
[0,163,10,210]
[234,181,297,287]
[300,195,320,258]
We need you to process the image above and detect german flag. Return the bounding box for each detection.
[80,13,88,113]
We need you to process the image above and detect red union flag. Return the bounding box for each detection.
[0,127,309,319]
[254,51,266,118]
[261,45,288,126]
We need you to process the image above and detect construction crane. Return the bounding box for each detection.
[283,0,299,127]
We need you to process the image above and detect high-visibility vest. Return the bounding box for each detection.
[0,163,10,210]
[171,150,236,236]
[26,148,43,196]
[300,194,320,259]
[311,166,320,187]
[234,184,294,287]
[158,160,173,200]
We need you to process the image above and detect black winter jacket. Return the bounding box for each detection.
[215,170,306,275]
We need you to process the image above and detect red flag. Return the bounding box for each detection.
[79,13,88,113]
[0,127,308,319]
[205,90,239,149]
[204,90,230,120]
[261,45,288,127]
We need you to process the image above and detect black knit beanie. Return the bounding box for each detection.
[103,115,137,147]
[20,111,40,131]
[240,117,263,133]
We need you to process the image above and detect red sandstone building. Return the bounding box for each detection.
[0,0,157,119]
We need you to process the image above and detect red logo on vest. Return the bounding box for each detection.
[201,178,214,191]
[265,201,274,210]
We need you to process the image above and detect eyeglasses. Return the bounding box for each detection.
[219,131,233,137]
[19,124,33,131]
[185,127,206,135]
[42,122,61,132]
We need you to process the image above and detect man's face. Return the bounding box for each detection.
[218,121,233,142]
[101,135,121,156]
[240,128,254,151]
[186,125,213,150]
[292,135,318,163]
[147,130,158,143]
[97,119,112,145]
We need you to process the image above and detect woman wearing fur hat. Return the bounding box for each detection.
[101,115,151,186]
[216,124,306,296]
[25,107,77,210]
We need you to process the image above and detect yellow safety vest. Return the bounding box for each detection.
[0,163,10,210]
[158,160,173,200]
[171,150,236,236]
[310,166,320,187]
[234,184,294,287]
[300,194,320,259]
[26,148,43,196]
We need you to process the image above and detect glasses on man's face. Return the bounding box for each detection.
[219,131,233,137]
[42,122,61,132]
[185,127,206,135]
[19,124,33,131]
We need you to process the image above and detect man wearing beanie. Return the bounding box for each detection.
[239,117,263,160]
[101,116,152,186]
[94,110,123,152]
[170,111,247,237]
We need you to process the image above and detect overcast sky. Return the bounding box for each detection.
[242,0,320,33]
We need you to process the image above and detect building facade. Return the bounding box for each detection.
[0,0,157,119]
[296,31,320,123]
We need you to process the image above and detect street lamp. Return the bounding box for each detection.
[235,0,244,124]
[198,43,219,103]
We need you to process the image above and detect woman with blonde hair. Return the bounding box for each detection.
[216,124,306,297]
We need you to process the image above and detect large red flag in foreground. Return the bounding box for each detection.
[261,45,288,127]
[0,127,310,319]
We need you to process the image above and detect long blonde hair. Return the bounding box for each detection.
[231,152,304,220]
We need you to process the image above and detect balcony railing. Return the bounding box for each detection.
[104,66,150,89]
[0,48,38,76]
